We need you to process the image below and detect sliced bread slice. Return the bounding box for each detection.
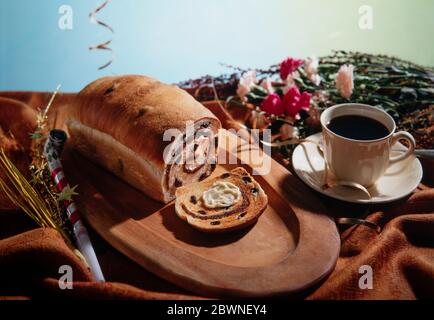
[175,167,268,233]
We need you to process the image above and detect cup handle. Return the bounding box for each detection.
[389,131,416,165]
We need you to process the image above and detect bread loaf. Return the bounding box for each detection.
[175,167,268,232]
[66,75,221,203]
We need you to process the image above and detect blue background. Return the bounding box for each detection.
[1,0,433,92]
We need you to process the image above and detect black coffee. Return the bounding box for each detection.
[327,115,390,140]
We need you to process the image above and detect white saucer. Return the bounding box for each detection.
[292,132,423,204]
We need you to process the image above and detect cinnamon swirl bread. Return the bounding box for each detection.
[175,167,268,232]
[66,75,221,203]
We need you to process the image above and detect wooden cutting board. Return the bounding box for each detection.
[63,129,340,298]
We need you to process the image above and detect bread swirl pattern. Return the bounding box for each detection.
[175,167,268,232]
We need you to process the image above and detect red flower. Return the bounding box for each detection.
[280,56,304,80]
[260,93,284,115]
[282,86,300,117]
[298,92,312,111]
[282,86,311,119]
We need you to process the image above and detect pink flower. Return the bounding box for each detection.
[236,70,257,100]
[260,93,284,115]
[260,78,274,93]
[335,64,354,98]
[310,74,321,86]
[282,86,311,119]
[280,56,304,81]
[304,56,321,86]
[304,56,318,75]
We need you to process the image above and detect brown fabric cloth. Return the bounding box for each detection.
[0,91,433,300]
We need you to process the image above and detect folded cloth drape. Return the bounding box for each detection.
[0,92,433,300]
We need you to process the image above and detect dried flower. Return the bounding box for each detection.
[0,150,69,241]
[236,70,257,100]
[280,57,304,81]
[336,64,354,98]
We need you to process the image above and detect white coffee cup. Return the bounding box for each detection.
[320,103,416,187]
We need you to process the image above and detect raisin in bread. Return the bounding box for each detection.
[175,167,268,233]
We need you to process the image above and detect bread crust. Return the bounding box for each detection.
[67,120,165,201]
